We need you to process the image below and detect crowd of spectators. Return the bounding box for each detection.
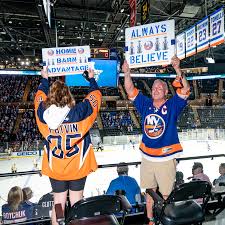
[0,105,18,142]
[101,111,134,132]
[16,110,42,142]
[1,74,225,147]
[0,76,28,102]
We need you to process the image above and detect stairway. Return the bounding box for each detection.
[118,81,127,100]
[141,80,151,95]
[129,110,140,129]
[96,114,103,130]
[191,106,201,127]
[167,81,175,96]
[22,80,32,102]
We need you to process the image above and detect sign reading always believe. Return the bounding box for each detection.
[42,46,91,77]
[125,19,175,68]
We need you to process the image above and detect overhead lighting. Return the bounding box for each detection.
[206,57,215,64]
[120,8,124,13]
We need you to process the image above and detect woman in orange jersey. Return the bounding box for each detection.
[34,67,102,225]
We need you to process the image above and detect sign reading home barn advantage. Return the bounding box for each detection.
[125,19,175,68]
[42,46,91,77]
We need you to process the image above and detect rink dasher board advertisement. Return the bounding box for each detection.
[176,32,185,60]
[0,151,42,159]
[209,7,225,47]
[196,16,209,53]
[125,19,175,68]
[42,46,91,77]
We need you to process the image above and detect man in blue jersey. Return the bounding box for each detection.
[122,56,190,225]
[106,163,141,205]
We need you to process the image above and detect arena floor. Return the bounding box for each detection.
[0,141,225,224]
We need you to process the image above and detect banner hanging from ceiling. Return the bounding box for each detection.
[125,19,175,68]
[176,32,185,60]
[196,16,209,53]
[209,7,224,47]
[129,0,137,27]
[185,25,196,57]
[42,46,91,77]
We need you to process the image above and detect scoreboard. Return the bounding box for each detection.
[91,48,110,59]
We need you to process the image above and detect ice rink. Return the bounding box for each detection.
[0,140,225,223]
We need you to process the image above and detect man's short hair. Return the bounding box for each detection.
[117,163,128,175]
[153,79,168,91]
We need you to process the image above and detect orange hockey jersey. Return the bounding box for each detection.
[34,78,102,180]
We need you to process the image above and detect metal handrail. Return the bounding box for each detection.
[0,154,224,178]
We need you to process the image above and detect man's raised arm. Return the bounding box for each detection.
[122,60,135,98]
[171,56,190,96]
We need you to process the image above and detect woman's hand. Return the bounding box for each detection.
[88,68,94,79]
[41,66,48,79]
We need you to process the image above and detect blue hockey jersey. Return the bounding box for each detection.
[130,88,187,161]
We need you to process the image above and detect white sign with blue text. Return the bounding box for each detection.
[125,19,175,68]
[185,26,196,57]
[196,17,209,53]
[42,46,91,77]
[176,32,185,60]
[210,7,224,47]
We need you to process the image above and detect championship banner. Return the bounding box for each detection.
[210,7,225,47]
[176,32,185,60]
[141,0,150,25]
[185,26,196,57]
[42,46,91,77]
[125,19,175,68]
[129,0,137,27]
[66,59,118,87]
[196,16,209,53]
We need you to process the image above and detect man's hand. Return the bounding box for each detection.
[88,68,94,79]
[122,60,130,75]
[41,66,48,79]
[171,55,180,71]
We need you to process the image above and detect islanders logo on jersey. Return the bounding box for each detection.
[144,114,165,139]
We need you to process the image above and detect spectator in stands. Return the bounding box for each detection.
[22,187,36,221]
[106,163,141,205]
[37,191,54,218]
[213,163,225,186]
[174,171,184,188]
[188,162,211,184]
[34,67,101,225]
[122,56,190,225]
[22,187,35,205]
[1,186,34,224]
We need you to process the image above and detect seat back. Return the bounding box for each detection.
[66,195,122,224]
[167,180,211,204]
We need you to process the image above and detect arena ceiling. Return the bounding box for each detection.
[0,0,224,68]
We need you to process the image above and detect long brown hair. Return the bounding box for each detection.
[45,80,75,109]
[7,186,23,211]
